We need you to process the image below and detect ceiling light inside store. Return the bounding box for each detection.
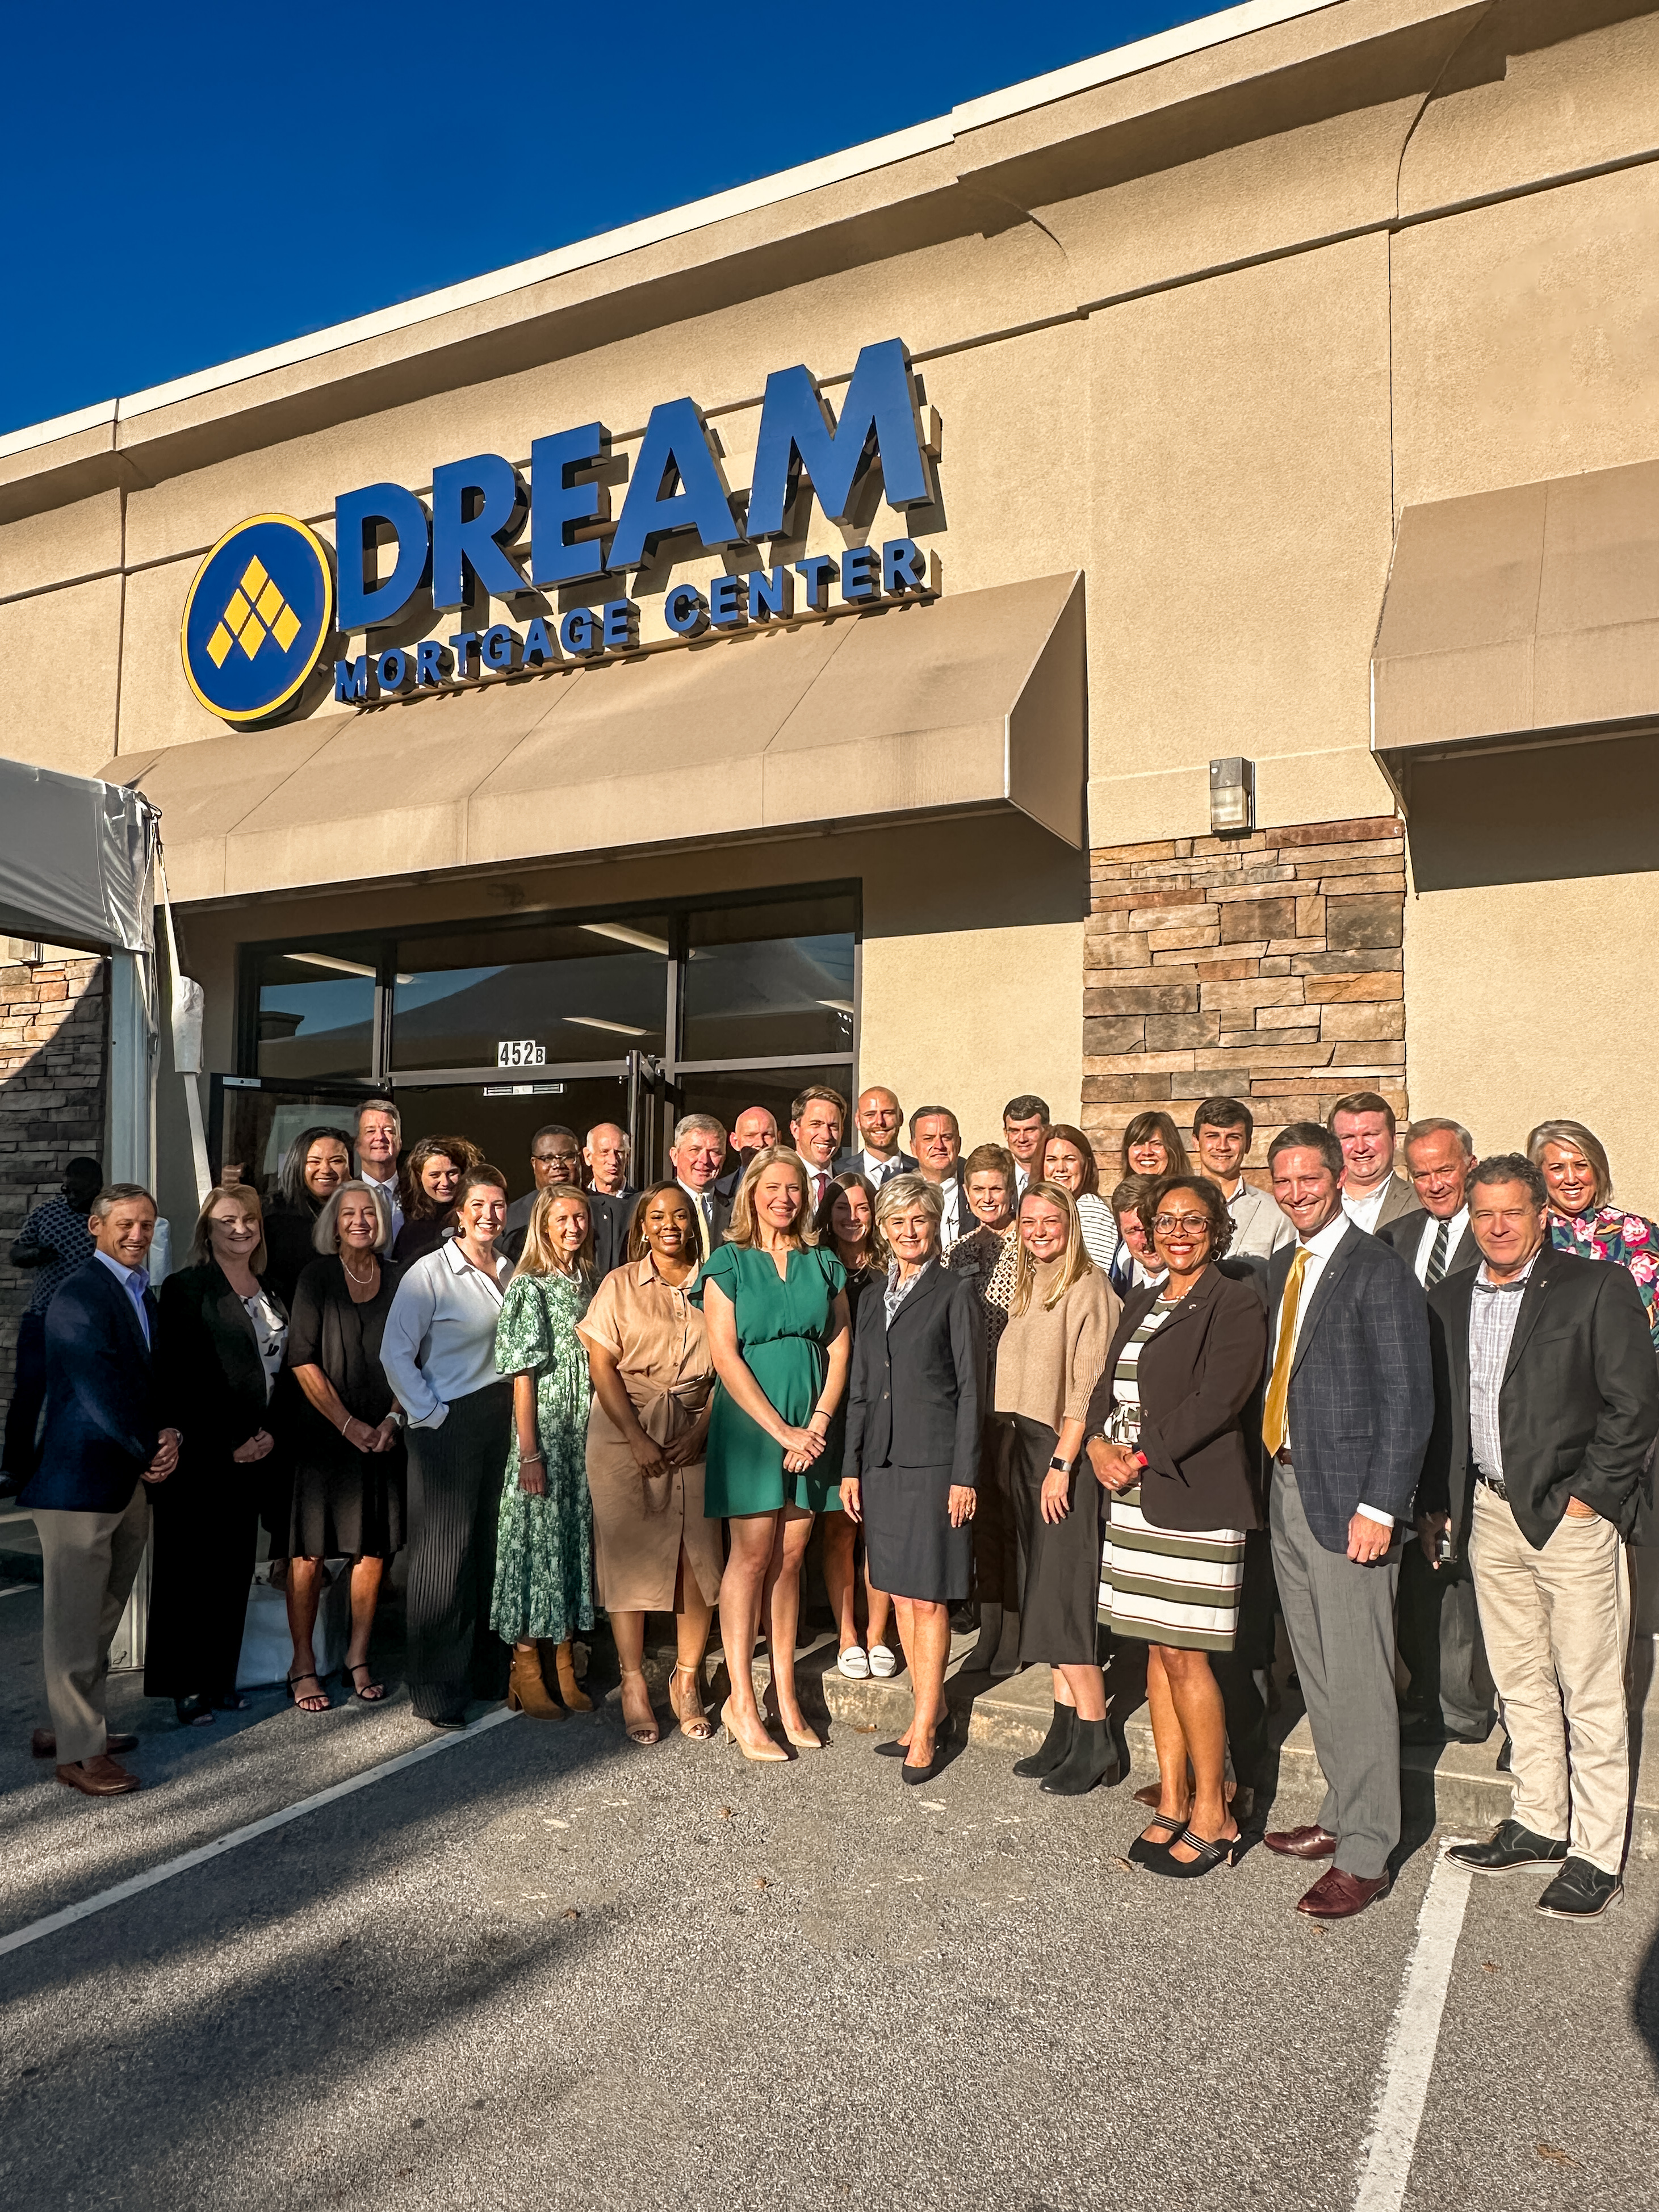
[565,1015,650,1036]
[580,923,671,956]
[817,998,856,1015]
[289,951,414,984]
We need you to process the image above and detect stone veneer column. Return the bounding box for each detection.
[1082,816,1406,1179]
[0,953,109,1427]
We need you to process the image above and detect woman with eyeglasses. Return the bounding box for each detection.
[1085,1174,1266,1878]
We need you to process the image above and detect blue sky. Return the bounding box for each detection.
[3,1,1218,439]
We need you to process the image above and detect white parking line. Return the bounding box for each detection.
[1351,1846,1474,2211]
[0,1705,520,1962]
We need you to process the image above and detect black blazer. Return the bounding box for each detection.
[1377,1207,1478,1282]
[1085,1264,1268,1533]
[158,1263,284,1461]
[588,1187,638,1277]
[20,1258,162,1513]
[1263,1223,1434,1552]
[842,1263,983,1490]
[1419,1245,1659,1550]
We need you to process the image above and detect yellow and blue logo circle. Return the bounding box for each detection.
[181,513,334,725]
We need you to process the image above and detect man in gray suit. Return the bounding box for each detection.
[1191,1096,1293,1269]
[670,1114,730,1261]
[1378,1117,1492,1746]
[1259,1122,1434,1919]
[1329,1090,1415,1235]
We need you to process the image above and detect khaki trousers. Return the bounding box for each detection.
[1469,1485,1631,1875]
[35,1486,151,1764]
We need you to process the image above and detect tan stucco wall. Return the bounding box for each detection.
[859,919,1084,1155]
[1405,870,1659,1220]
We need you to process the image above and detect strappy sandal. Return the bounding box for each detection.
[1145,1826,1243,1881]
[669,1663,713,1741]
[287,1670,329,1714]
[618,1667,660,1746]
[347,1662,386,1704]
[1126,1812,1188,1867]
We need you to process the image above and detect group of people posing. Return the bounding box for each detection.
[15,1084,1654,1929]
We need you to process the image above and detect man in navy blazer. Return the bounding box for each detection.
[20,1184,179,1797]
[1258,1123,1432,1920]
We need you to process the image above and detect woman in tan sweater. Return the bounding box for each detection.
[994,1181,1120,1796]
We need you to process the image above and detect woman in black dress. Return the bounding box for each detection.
[261,1126,355,1306]
[148,1185,287,1725]
[284,1181,406,1709]
[840,1173,982,1783]
[392,1135,480,1266]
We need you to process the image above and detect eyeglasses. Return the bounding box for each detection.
[534,1152,577,1167]
[1152,1212,1211,1235]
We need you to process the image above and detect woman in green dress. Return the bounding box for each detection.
[697,1146,851,1761]
[490,1184,597,1720]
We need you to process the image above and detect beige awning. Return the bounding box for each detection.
[1372,459,1659,766]
[104,570,1084,902]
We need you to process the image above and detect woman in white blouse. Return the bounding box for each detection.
[382,1166,516,1728]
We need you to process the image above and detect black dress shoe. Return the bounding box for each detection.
[174,1696,215,1728]
[1040,1717,1117,1797]
[1535,1856,1622,1920]
[1448,1818,1568,1875]
[211,1691,252,1712]
[1013,1702,1075,1779]
[1400,1712,1488,1747]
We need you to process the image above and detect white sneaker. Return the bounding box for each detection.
[837,1645,870,1679]
[868,1643,898,1678]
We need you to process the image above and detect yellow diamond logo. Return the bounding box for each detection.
[207,623,235,667]
[241,556,269,599]
[224,587,252,630]
[272,603,301,651]
[255,578,284,626]
[238,612,267,658]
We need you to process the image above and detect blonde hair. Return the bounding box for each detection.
[513,1183,593,1282]
[726,1145,819,1251]
[1527,1119,1613,1211]
[872,1172,943,1266]
[190,1182,268,1275]
[1010,1180,1094,1315]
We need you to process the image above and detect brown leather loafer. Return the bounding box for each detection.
[56,1755,141,1797]
[1297,1866,1390,1918]
[1264,1823,1338,1860]
[33,1729,137,1759]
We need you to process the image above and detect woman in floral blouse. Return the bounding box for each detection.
[1528,1118,1659,1349]
[491,1185,597,1718]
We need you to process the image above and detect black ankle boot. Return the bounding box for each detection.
[1041,1716,1118,1796]
[1013,1701,1076,1779]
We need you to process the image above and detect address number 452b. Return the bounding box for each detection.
[497,1040,547,1068]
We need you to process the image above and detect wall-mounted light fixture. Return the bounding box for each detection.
[1209,755,1255,835]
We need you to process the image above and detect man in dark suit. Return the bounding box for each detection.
[1329,1090,1415,1235]
[1377,1116,1492,1746]
[669,1114,730,1261]
[20,1184,179,1797]
[502,1123,581,1259]
[837,1086,918,1189]
[911,1105,968,1248]
[1424,1155,1658,1922]
[581,1120,637,1276]
[1259,1122,1433,1918]
[791,1085,848,1219]
[715,1106,777,1202]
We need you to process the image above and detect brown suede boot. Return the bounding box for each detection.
[554,1640,592,1712]
[507,1642,565,1720]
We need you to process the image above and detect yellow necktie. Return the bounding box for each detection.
[1262,1245,1310,1458]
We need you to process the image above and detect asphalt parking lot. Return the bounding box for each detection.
[1,1579,1654,2212]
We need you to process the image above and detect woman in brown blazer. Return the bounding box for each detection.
[1085,1174,1266,1879]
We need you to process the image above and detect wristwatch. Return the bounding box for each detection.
[1049,1454,1074,1474]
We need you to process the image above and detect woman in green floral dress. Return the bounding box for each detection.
[490,1185,597,1718]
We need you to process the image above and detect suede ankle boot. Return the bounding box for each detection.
[1041,1716,1118,1796]
[1013,1700,1076,1778]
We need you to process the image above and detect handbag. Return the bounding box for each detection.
[235,1558,352,1687]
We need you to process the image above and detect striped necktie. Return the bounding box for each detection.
[1425,1219,1449,1288]
[1262,1245,1310,1458]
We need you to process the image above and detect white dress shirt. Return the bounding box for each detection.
[678,1180,718,1240]
[359,1169,405,1240]
[1273,1210,1393,1525]
[928,1174,965,1248]
[1411,1205,1469,1285]
[805,1165,836,1215]
[1341,1180,1392,1235]
[852,1150,908,1190]
[381,1237,512,1429]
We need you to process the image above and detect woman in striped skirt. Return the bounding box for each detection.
[1084,1174,1267,1878]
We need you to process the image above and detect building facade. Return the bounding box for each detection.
[2,0,1656,1233]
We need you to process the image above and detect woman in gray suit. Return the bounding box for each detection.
[840,1174,982,1784]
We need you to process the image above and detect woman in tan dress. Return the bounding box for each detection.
[577,1181,722,1745]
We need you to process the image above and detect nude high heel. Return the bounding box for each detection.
[554,1641,592,1712]
[720,1699,788,1763]
[507,1643,565,1721]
